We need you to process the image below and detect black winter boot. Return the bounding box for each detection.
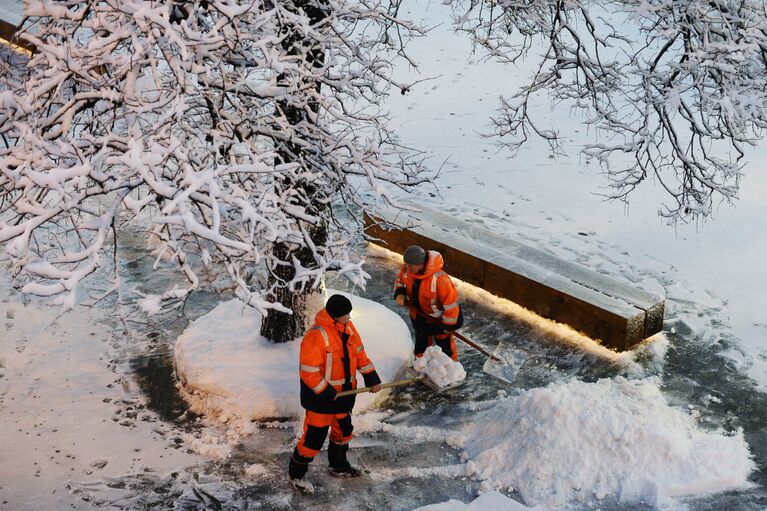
[288,448,315,493]
[327,442,362,477]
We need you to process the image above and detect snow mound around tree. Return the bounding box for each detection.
[413,345,466,388]
[460,377,755,508]
[174,290,412,424]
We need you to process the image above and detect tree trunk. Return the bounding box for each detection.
[261,0,329,343]
[261,228,327,343]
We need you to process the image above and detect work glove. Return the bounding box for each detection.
[320,385,338,402]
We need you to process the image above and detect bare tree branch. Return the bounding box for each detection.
[449,0,764,222]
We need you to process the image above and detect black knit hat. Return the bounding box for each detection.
[325,294,353,319]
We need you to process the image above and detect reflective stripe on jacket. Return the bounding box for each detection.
[394,250,460,327]
[299,308,381,414]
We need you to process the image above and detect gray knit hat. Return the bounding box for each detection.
[403,245,427,265]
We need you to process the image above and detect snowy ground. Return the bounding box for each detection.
[3,1,767,510]
[0,258,203,510]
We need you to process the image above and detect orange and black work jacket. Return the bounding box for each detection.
[299,309,382,414]
[393,250,460,329]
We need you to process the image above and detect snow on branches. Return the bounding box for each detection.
[449,0,767,222]
[0,0,427,318]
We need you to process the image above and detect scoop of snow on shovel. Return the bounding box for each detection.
[413,346,467,389]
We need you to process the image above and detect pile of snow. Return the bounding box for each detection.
[413,345,467,389]
[413,491,534,511]
[460,377,755,508]
[181,431,232,460]
[174,290,412,426]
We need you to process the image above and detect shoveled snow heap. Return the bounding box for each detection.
[412,490,534,510]
[460,377,755,508]
[174,290,412,423]
[412,345,467,388]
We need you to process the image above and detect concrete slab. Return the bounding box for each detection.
[364,204,665,351]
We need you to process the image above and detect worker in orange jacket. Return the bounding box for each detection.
[288,294,382,493]
[393,245,463,361]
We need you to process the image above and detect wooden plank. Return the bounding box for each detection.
[364,206,665,351]
[0,17,17,44]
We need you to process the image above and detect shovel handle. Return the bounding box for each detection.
[335,376,425,397]
[453,331,504,363]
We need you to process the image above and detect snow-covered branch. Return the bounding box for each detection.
[0,0,428,319]
[449,0,767,222]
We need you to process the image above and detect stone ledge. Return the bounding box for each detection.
[364,204,664,351]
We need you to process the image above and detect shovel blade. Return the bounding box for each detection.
[482,342,528,384]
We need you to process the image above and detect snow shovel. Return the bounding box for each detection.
[335,375,428,397]
[481,335,529,384]
[453,331,530,385]
[454,331,505,364]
